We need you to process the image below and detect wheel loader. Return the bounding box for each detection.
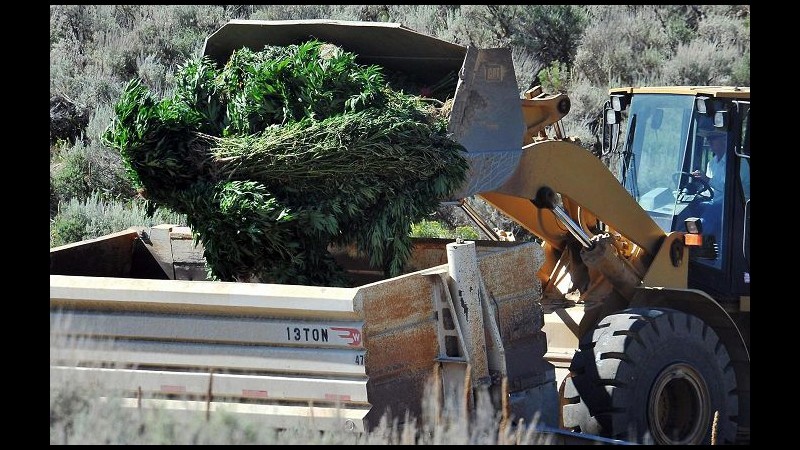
[477,83,750,445]
[49,20,750,445]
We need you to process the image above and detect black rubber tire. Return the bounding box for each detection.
[561,308,738,444]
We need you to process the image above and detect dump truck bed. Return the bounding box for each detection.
[51,225,555,432]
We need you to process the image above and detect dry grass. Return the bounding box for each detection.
[50,381,560,445]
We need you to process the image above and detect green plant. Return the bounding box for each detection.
[220,41,388,134]
[50,213,91,248]
[454,225,480,240]
[730,52,750,86]
[410,219,479,240]
[102,42,468,285]
[410,219,451,238]
[50,142,94,203]
[50,192,185,247]
[538,61,570,93]
[50,139,134,207]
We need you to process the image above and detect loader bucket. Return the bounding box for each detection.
[203,19,525,199]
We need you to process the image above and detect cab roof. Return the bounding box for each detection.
[609,86,750,100]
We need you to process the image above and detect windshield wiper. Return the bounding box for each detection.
[621,113,639,199]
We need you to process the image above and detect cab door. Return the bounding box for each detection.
[687,100,749,306]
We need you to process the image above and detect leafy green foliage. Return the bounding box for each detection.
[102,79,213,205]
[172,180,346,285]
[102,42,468,285]
[455,226,481,240]
[538,61,570,94]
[221,41,388,134]
[50,213,91,248]
[173,56,227,135]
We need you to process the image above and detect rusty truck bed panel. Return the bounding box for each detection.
[51,225,549,432]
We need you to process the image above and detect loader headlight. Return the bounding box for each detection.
[684,217,702,234]
[713,110,729,129]
[610,94,627,111]
[695,96,713,115]
[684,217,703,247]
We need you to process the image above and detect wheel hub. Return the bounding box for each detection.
[647,362,710,444]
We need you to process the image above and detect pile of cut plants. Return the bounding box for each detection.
[102,40,468,286]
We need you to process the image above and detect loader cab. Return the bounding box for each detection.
[606,87,750,305]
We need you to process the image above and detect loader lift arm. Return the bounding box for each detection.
[480,139,665,258]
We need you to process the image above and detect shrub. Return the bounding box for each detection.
[248,5,337,21]
[696,9,750,49]
[428,5,506,48]
[507,5,588,69]
[573,6,671,86]
[50,6,123,110]
[50,192,185,247]
[557,81,609,151]
[50,141,96,204]
[454,225,480,240]
[661,40,740,85]
[440,6,573,53]
[730,52,750,86]
[50,94,90,146]
[410,219,480,240]
[49,213,91,248]
[50,5,229,110]
[511,46,545,93]
[538,61,570,94]
[411,219,452,238]
[50,139,134,208]
[383,5,459,38]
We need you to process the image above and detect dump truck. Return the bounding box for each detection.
[50,19,750,445]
